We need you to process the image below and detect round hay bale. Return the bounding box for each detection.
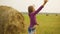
[0,6,25,34]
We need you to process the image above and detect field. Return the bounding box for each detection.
[23,13,60,34]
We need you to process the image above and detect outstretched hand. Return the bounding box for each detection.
[43,0,48,6]
[44,0,48,4]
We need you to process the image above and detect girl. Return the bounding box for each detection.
[28,0,48,34]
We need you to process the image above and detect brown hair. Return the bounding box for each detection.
[0,6,26,34]
[28,6,35,13]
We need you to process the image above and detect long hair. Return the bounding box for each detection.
[0,6,26,34]
[28,6,35,14]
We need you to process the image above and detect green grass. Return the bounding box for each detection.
[23,13,60,34]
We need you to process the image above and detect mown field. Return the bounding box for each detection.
[23,13,60,34]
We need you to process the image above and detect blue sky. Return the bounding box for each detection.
[0,0,60,13]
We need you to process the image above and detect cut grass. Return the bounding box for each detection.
[23,13,60,34]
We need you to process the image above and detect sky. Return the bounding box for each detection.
[0,0,60,13]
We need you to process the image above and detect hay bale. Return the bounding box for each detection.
[0,6,25,34]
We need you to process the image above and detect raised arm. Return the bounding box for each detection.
[32,0,48,15]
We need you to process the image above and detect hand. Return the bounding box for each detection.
[44,0,48,4]
[43,0,48,6]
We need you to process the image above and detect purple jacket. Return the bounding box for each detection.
[29,5,44,28]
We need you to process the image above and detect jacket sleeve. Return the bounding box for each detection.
[31,5,44,15]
